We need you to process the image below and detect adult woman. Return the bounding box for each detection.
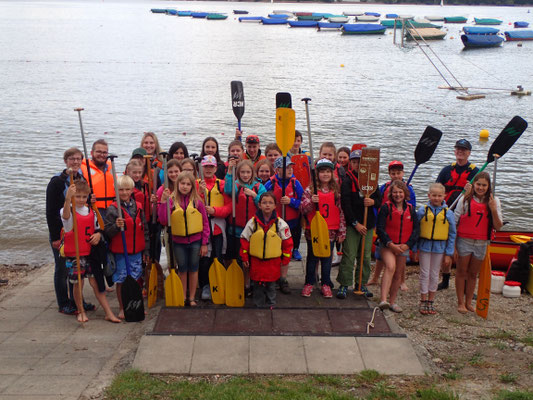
[140,132,164,169]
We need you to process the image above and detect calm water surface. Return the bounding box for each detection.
[0,0,532,264]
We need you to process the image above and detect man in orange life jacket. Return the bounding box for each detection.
[435,139,479,290]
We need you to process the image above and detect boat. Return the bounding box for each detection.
[364,12,381,17]
[238,16,262,23]
[294,12,313,16]
[233,10,249,15]
[380,20,441,29]
[407,27,447,40]
[386,13,398,19]
[151,9,167,13]
[317,22,343,31]
[463,26,500,34]
[474,18,503,25]
[272,10,292,15]
[191,12,209,18]
[425,15,445,21]
[514,21,529,28]
[342,23,386,35]
[177,11,192,17]
[490,231,533,270]
[343,11,364,16]
[355,15,379,22]
[268,14,290,19]
[461,34,504,48]
[298,15,323,21]
[261,18,288,25]
[329,16,349,23]
[505,30,533,41]
[288,20,318,28]
[444,16,468,23]
[207,14,228,20]
[166,9,177,15]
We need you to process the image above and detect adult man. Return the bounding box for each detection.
[81,139,115,215]
[435,139,479,290]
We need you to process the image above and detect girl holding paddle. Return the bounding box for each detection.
[300,159,346,298]
[454,172,503,314]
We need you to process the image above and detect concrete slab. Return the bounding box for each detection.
[133,336,195,374]
[1,331,71,345]
[18,309,82,333]
[0,333,12,344]
[250,336,307,374]
[0,357,40,374]
[28,356,105,376]
[0,293,56,310]
[2,374,87,397]
[190,336,249,374]
[0,375,21,392]
[357,337,425,375]
[304,337,365,374]
[46,342,116,360]
[0,342,57,358]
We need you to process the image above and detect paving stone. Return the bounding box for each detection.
[357,337,425,375]
[0,333,12,344]
[46,342,116,360]
[0,342,57,358]
[190,336,249,374]
[27,356,105,376]
[304,337,365,374]
[0,358,40,374]
[250,336,307,374]
[273,309,332,335]
[1,331,70,345]
[2,374,87,396]
[0,375,20,393]
[133,336,195,374]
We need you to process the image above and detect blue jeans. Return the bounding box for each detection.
[305,239,334,287]
[50,239,74,309]
[173,240,201,273]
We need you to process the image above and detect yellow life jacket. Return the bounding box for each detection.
[170,199,203,237]
[249,218,283,259]
[198,179,224,208]
[420,206,449,241]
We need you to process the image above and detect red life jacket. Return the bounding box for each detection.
[346,170,360,192]
[63,209,95,257]
[307,190,340,230]
[444,163,476,203]
[232,182,261,228]
[384,201,414,245]
[270,176,300,221]
[109,202,146,254]
[457,198,493,240]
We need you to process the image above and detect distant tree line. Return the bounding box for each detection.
[377,0,533,4]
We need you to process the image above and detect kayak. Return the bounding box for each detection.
[463,26,500,35]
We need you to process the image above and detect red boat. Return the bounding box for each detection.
[489,231,532,270]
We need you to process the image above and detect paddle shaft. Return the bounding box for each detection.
[406,164,418,186]
[492,154,500,196]
[161,153,177,270]
[68,170,84,316]
[232,165,236,233]
[356,204,369,293]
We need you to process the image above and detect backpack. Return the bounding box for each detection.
[506,241,533,292]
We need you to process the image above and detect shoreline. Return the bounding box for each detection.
[161,1,533,7]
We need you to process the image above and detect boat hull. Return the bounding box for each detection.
[505,30,533,41]
[342,23,386,34]
[461,34,504,48]
[490,231,533,270]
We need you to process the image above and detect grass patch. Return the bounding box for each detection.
[356,369,383,385]
[518,334,533,347]
[499,373,518,384]
[366,382,400,399]
[491,341,508,351]
[443,371,460,380]
[415,387,459,400]
[494,389,533,400]
[478,330,515,341]
[468,351,484,366]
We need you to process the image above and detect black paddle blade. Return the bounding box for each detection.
[231,81,245,120]
[487,116,528,163]
[276,92,292,109]
[121,276,145,322]
[414,126,443,165]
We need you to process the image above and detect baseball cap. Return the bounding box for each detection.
[245,135,260,144]
[273,156,294,169]
[201,155,217,167]
[388,160,404,170]
[349,150,362,159]
[455,139,472,150]
[131,148,147,158]
[316,158,335,170]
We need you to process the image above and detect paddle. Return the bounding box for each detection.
[301,98,330,259]
[161,154,184,307]
[68,169,85,325]
[476,249,491,319]
[406,126,443,185]
[351,143,367,152]
[144,154,158,308]
[276,92,292,109]
[291,154,311,189]
[231,81,245,131]
[354,147,380,295]
[225,164,243,306]
[74,108,105,229]
[450,116,528,209]
[275,105,296,220]
[108,155,145,322]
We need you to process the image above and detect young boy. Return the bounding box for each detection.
[264,156,304,291]
[61,180,120,323]
[235,129,266,166]
[104,175,149,319]
[336,150,381,299]
[240,192,293,307]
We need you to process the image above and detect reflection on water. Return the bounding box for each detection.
[0,0,531,264]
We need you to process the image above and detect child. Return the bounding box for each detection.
[337,147,351,173]
[104,175,149,319]
[126,159,148,214]
[264,156,304,286]
[454,171,502,314]
[200,136,226,179]
[240,192,293,307]
[156,159,181,200]
[180,158,198,178]
[197,155,231,300]
[319,142,345,183]
[417,183,457,315]
[337,149,381,299]
[61,180,120,323]
[288,130,305,157]
[228,140,244,161]
[376,181,419,313]
[168,141,189,161]
[300,159,346,298]
[255,159,275,185]
[159,172,210,306]
[264,143,282,165]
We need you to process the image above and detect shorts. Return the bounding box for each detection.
[173,240,201,273]
[112,252,143,284]
[378,244,409,258]
[456,237,488,260]
[66,256,93,283]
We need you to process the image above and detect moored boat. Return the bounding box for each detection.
[177,11,192,17]
[461,34,504,48]
[298,15,323,21]
[514,21,529,28]
[380,20,441,29]
[239,16,262,23]
[317,22,343,31]
[445,16,468,23]
[364,12,381,17]
[463,26,500,34]
[151,8,167,13]
[355,15,379,22]
[342,23,386,35]
[166,9,177,15]
[504,30,533,41]
[191,12,209,18]
[386,13,398,19]
[474,18,503,25]
[407,28,447,40]
[207,14,228,20]
[233,10,249,15]
[261,18,288,25]
[329,16,349,23]
[490,231,533,269]
[268,14,290,19]
[294,12,313,17]
[288,20,318,28]
[272,10,292,15]
[425,15,444,21]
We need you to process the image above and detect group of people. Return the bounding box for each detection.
[45,129,503,322]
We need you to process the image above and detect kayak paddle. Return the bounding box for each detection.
[406,126,443,185]
[351,143,367,152]
[291,154,311,189]
[276,92,292,109]
[225,164,242,305]
[231,81,245,131]
[275,106,296,220]
[146,155,158,308]
[475,249,491,319]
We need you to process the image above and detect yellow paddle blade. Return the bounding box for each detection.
[510,234,533,244]
[476,249,491,319]
[147,262,158,308]
[311,211,331,258]
[209,258,226,305]
[226,260,245,307]
[165,269,184,307]
[275,108,296,155]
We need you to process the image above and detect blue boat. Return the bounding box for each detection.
[461,34,504,48]
[151,9,167,13]
[267,14,290,19]
[191,12,208,18]
[317,22,343,30]
[342,23,386,35]
[514,21,529,28]
[386,13,398,18]
[261,18,288,25]
[233,10,249,15]
[177,11,192,17]
[463,26,500,35]
[288,20,318,28]
[505,30,533,41]
[365,12,381,17]
[238,16,262,22]
[166,9,177,15]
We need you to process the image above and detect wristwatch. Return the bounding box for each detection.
[352,221,358,228]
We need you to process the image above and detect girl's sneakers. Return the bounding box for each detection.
[321,285,333,298]
[336,286,348,299]
[301,284,313,297]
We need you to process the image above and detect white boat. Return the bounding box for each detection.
[425,15,445,21]
[398,15,414,19]
[272,10,293,16]
[329,16,349,23]
[355,15,379,22]
[343,11,364,16]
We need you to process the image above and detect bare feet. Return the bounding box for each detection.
[466,303,476,312]
[457,305,468,314]
[366,280,378,286]
[106,287,114,293]
[118,310,125,319]
[400,282,409,291]
[77,312,89,323]
[105,314,121,323]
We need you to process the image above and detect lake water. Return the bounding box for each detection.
[0,0,532,265]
